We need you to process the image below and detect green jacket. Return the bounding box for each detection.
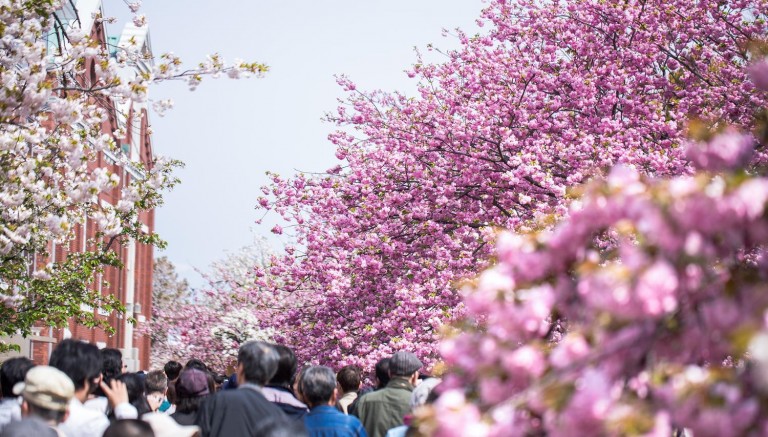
[354,378,413,437]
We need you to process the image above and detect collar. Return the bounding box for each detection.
[262,386,307,409]
[264,385,292,393]
[385,378,414,391]
[238,382,263,392]
[309,405,338,414]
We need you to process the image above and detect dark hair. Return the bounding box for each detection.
[165,385,177,405]
[116,373,151,416]
[103,419,155,437]
[292,367,307,402]
[164,362,181,404]
[101,348,123,381]
[49,339,101,391]
[164,361,182,380]
[336,365,361,394]
[175,395,207,414]
[213,373,227,385]
[375,358,391,389]
[206,371,216,394]
[92,348,124,398]
[184,359,208,372]
[1,357,34,398]
[268,344,297,387]
[299,366,336,407]
[145,370,167,394]
[238,341,278,386]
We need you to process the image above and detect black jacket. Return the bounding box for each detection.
[170,411,197,426]
[196,384,288,437]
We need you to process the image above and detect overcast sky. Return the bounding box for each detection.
[108,0,485,288]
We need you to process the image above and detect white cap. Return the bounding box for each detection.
[13,366,74,412]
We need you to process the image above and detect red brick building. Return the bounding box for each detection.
[2,0,156,370]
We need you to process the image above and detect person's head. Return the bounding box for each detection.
[117,373,151,416]
[164,360,182,381]
[267,344,297,388]
[101,348,124,381]
[1,357,34,398]
[144,370,168,412]
[174,368,210,414]
[374,358,391,389]
[49,339,101,397]
[92,348,125,398]
[184,359,208,372]
[117,373,145,402]
[183,359,215,392]
[237,341,279,386]
[389,351,422,385]
[410,378,441,409]
[212,373,226,391]
[103,419,155,437]
[15,365,74,425]
[336,365,361,395]
[145,370,168,395]
[164,361,182,404]
[299,366,337,408]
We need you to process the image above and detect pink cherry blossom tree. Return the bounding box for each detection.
[0,0,267,352]
[256,0,768,369]
[148,238,278,371]
[422,58,768,436]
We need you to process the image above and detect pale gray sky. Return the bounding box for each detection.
[109,1,485,287]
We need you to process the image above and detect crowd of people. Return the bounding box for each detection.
[0,339,441,437]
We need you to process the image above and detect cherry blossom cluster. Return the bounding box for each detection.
[419,61,768,436]
[254,0,768,370]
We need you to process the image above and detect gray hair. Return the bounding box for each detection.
[238,341,279,386]
[299,366,336,407]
